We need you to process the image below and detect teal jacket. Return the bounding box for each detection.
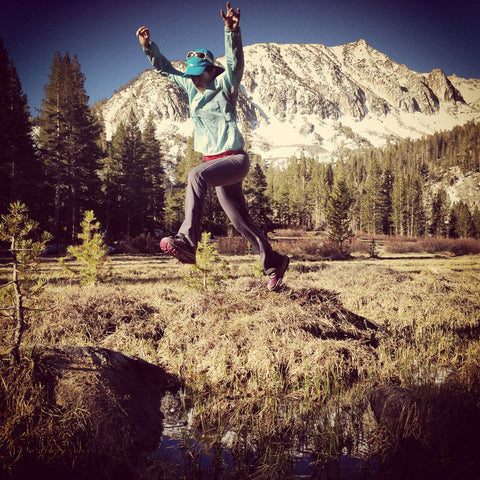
[143,28,245,156]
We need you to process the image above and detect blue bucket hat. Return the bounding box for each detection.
[184,48,216,77]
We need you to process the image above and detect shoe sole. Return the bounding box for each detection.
[268,256,290,291]
[160,238,196,264]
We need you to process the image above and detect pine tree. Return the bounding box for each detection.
[450,202,475,238]
[361,159,384,234]
[291,156,315,228]
[390,166,407,235]
[98,143,123,240]
[471,205,480,239]
[38,52,101,241]
[142,116,165,233]
[429,188,450,237]
[0,39,42,217]
[309,160,332,231]
[0,202,52,363]
[266,166,291,226]
[381,167,394,234]
[38,51,65,235]
[406,175,425,237]
[67,55,102,237]
[244,162,272,233]
[60,210,112,285]
[326,176,354,251]
[110,110,146,237]
[184,231,228,290]
[163,189,185,234]
[329,121,480,238]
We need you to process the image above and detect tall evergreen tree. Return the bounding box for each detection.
[163,188,186,234]
[98,143,122,240]
[0,39,42,217]
[266,166,291,226]
[38,52,101,241]
[403,173,425,237]
[312,162,334,231]
[429,188,450,237]
[110,110,146,237]
[361,159,385,234]
[291,156,314,228]
[244,162,273,233]
[380,167,394,234]
[471,205,480,239]
[326,176,354,251]
[450,201,475,238]
[142,116,166,233]
[390,166,407,235]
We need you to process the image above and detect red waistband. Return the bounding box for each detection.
[203,149,244,161]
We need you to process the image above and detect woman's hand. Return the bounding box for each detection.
[221,2,240,31]
[136,26,150,48]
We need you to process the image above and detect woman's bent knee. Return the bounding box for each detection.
[188,167,204,186]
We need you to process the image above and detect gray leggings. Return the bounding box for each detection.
[177,151,283,273]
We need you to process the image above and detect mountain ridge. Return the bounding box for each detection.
[95,39,480,165]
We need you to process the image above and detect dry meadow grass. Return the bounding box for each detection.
[1,247,480,478]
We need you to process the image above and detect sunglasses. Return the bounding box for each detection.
[186,51,215,64]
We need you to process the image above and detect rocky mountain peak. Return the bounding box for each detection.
[96,40,480,164]
[426,68,465,103]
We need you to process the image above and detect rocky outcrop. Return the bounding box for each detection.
[10,346,180,479]
[426,68,465,103]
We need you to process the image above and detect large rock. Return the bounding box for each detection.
[13,346,180,479]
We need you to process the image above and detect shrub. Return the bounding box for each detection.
[216,236,250,255]
[272,228,307,238]
[273,237,345,258]
[348,238,373,254]
[384,236,480,256]
[448,238,480,255]
[384,236,420,254]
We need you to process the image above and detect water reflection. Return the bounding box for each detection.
[151,391,375,479]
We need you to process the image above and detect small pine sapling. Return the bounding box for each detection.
[185,232,228,290]
[60,210,112,286]
[0,202,52,364]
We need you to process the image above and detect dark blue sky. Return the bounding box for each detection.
[2,0,479,114]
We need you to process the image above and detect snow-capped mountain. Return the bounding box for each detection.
[97,39,480,165]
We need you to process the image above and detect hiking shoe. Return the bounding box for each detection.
[267,255,290,291]
[160,236,196,264]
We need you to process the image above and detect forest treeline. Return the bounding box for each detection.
[265,121,480,238]
[1,41,480,246]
